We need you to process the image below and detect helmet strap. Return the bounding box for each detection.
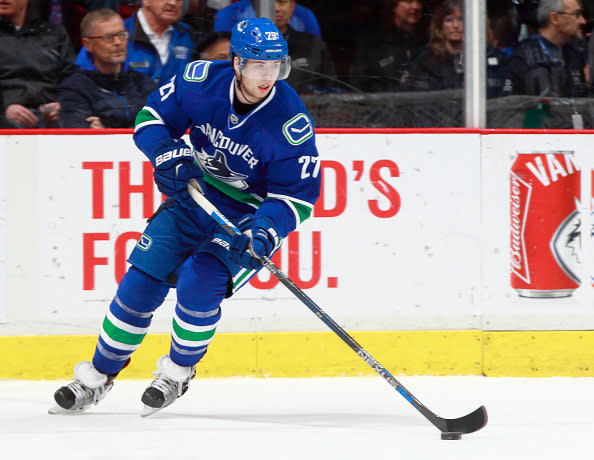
[235,69,260,105]
[233,56,256,104]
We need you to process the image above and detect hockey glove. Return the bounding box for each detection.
[228,215,278,270]
[151,139,205,208]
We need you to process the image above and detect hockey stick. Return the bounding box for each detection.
[187,179,487,437]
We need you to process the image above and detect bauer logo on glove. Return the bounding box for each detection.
[154,146,193,167]
[151,138,206,208]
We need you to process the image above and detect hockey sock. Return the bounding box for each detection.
[93,267,170,375]
[170,253,227,367]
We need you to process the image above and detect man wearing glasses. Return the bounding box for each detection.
[59,8,157,128]
[75,0,194,84]
[501,0,588,98]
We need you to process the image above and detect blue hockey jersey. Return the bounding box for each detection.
[134,60,321,239]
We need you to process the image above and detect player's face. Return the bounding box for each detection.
[83,16,128,67]
[393,0,423,28]
[142,0,183,25]
[235,58,280,103]
[442,7,463,44]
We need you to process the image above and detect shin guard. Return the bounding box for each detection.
[93,267,170,375]
[169,254,228,367]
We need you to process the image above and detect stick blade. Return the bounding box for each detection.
[441,405,488,434]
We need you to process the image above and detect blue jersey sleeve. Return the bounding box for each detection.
[133,69,194,161]
[256,143,321,238]
[250,104,320,237]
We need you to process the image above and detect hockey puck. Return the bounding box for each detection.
[440,431,462,440]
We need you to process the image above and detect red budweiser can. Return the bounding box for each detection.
[510,151,581,298]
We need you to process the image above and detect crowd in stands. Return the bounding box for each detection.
[1,0,594,129]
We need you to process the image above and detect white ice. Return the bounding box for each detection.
[0,376,592,460]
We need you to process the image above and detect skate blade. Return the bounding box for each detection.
[48,403,86,415]
[141,404,163,417]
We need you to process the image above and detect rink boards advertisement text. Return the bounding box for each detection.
[2,130,594,378]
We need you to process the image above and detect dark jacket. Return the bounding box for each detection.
[0,17,75,113]
[400,46,509,98]
[59,67,157,128]
[401,49,464,92]
[501,34,587,97]
[349,25,428,92]
[284,26,337,94]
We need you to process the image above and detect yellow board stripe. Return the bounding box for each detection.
[1,330,593,379]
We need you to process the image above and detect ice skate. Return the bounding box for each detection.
[49,361,114,414]
[141,354,196,417]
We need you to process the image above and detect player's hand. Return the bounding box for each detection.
[228,215,278,270]
[152,139,205,208]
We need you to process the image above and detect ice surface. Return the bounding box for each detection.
[0,376,592,459]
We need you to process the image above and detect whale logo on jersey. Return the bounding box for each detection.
[196,148,249,190]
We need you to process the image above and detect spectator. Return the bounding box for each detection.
[275,0,337,93]
[0,0,76,128]
[214,0,321,37]
[75,0,194,84]
[349,0,429,92]
[489,3,521,56]
[83,0,198,18]
[59,8,157,128]
[501,0,588,97]
[401,1,509,98]
[401,0,464,91]
[192,30,230,60]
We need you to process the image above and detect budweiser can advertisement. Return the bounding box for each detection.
[510,152,581,298]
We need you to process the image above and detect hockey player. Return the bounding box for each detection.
[50,17,320,416]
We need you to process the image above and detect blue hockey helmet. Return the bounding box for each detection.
[230,18,291,80]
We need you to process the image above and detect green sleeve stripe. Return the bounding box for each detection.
[134,107,164,132]
[292,200,313,223]
[267,192,314,224]
[204,175,264,209]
